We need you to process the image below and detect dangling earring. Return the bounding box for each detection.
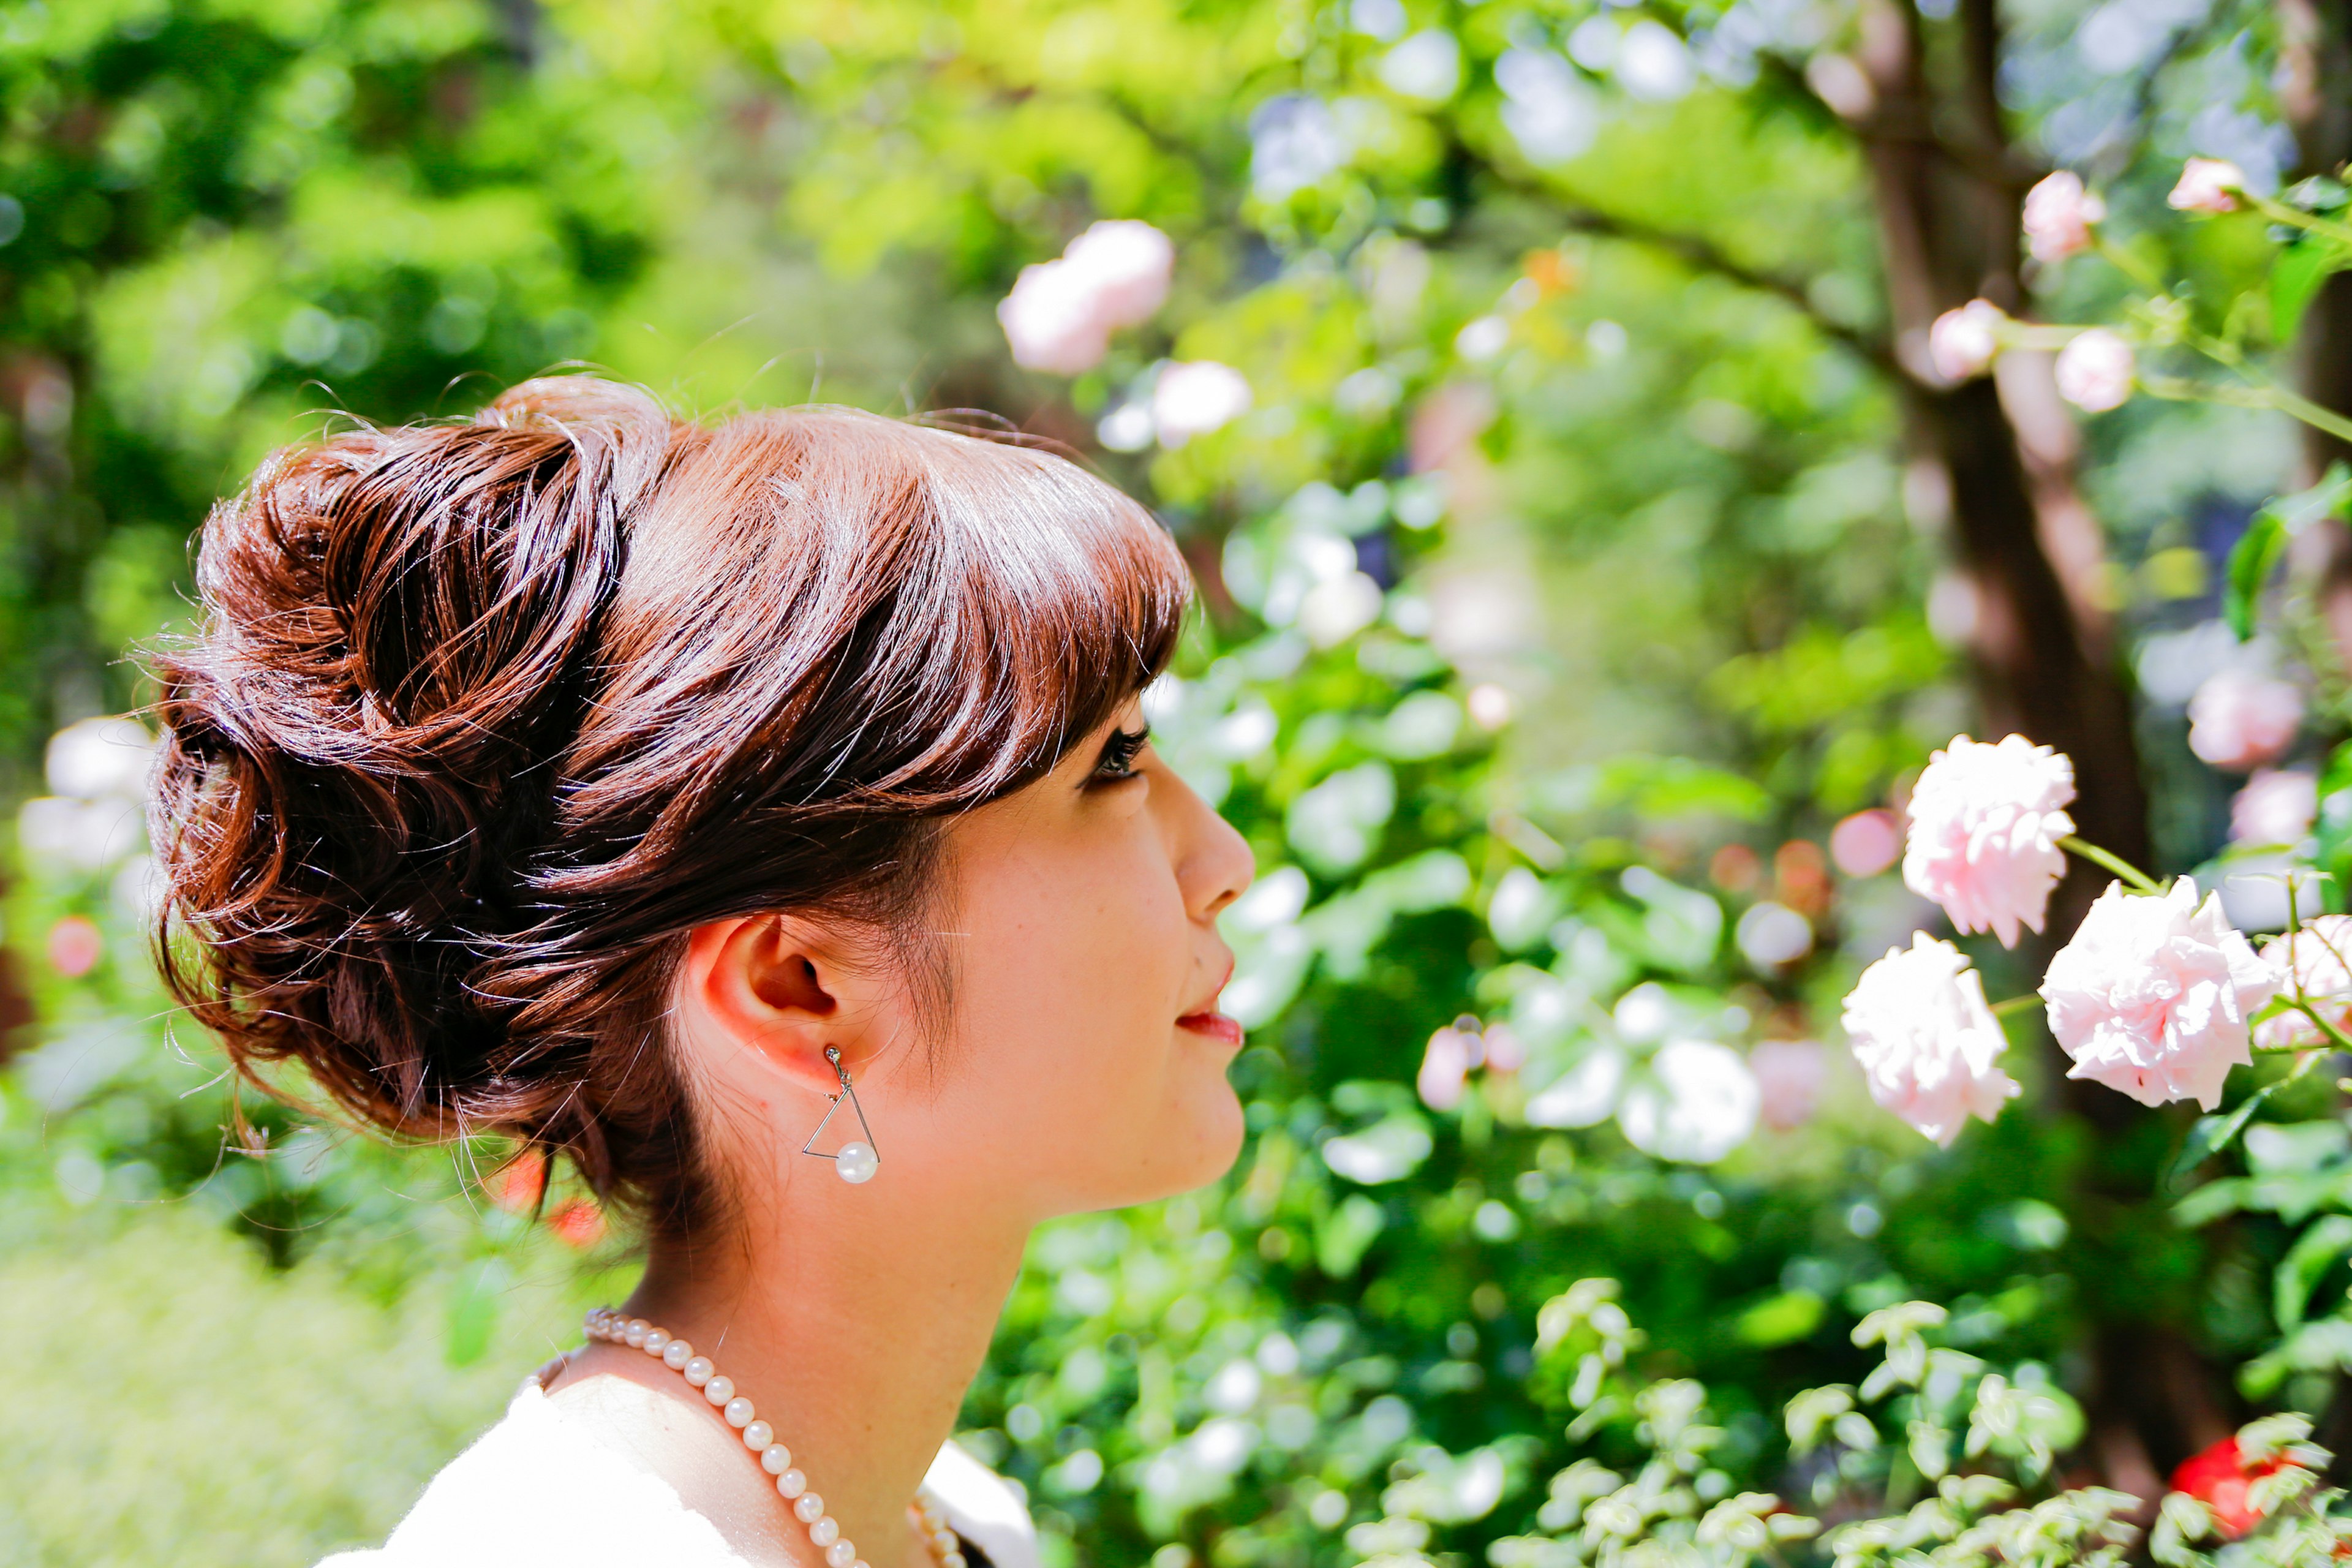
[801,1045,880,1184]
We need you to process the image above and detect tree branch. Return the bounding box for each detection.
[1547,199,1900,378]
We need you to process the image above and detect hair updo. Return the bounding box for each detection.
[151,376,1191,1238]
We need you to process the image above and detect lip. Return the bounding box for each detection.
[1177,1010,1245,1047]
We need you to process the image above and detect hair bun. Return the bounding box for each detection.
[154,379,682,1137]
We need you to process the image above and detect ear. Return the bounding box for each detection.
[677,914,873,1096]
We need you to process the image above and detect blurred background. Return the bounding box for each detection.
[0,0,2346,1562]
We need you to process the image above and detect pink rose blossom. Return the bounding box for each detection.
[1152,360,1253,445]
[2231,768,2320,846]
[1061,220,1175,328]
[2255,915,2352,1051]
[1928,299,2006,382]
[1417,1022,1472,1110]
[2168,157,2245,214]
[1842,933,2021,1146]
[2022,171,2105,263]
[1830,809,1902,878]
[2188,671,2303,771]
[999,259,1116,373]
[997,220,1176,374]
[1902,733,2078,948]
[1750,1039,1828,1131]
[2041,877,2278,1110]
[2054,328,2134,412]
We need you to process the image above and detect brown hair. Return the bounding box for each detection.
[150,376,1190,1238]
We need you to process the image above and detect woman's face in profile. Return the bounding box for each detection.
[916,698,1257,1216]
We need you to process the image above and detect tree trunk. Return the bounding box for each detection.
[1848,0,2212,1489]
[1847,0,2150,891]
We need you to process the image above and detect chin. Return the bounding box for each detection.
[1162,1075,1248,1194]
[1088,1079,1246,1212]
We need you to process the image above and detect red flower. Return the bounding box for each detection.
[547,1196,606,1250]
[486,1148,547,1213]
[2170,1436,2299,1539]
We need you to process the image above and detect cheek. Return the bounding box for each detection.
[940,819,1202,1163]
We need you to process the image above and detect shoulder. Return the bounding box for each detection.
[315,1381,752,1568]
[318,1381,1044,1568]
[923,1440,1044,1568]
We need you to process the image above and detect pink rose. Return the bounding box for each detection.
[997,219,1176,374]
[2054,328,2133,412]
[2168,157,2245,214]
[1062,221,1175,329]
[1842,933,2021,1146]
[2188,671,2302,771]
[2041,877,2278,1110]
[1152,360,1252,445]
[2230,768,2320,846]
[999,258,1115,374]
[1830,809,1902,878]
[2254,915,2352,1052]
[1928,299,2006,382]
[1902,733,2078,948]
[2022,171,2105,263]
[1749,1039,1828,1131]
[1418,1022,1472,1110]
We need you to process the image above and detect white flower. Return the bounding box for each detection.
[1842,933,2021,1146]
[1152,360,1252,445]
[2230,768,2319,846]
[2255,915,2352,1052]
[2022,171,2105,263]
[1928,300,2006,382]
[1616,1039,1758,1164]
[2041,877,2278,1110]
[2168,157,2245,214]
[996,220,1175,374]
[1902,733,2078,948]
[2054,328,2134,412]
[2188,671,2303,771]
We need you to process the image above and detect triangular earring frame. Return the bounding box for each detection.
[801,1046,878,1164]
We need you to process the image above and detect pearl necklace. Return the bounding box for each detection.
[582,1308,967,1568]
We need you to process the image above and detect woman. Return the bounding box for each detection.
[151,376,1257,1567]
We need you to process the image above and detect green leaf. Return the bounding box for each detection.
[2225,463,2352,640]
[1736,1290,1826,1347]
[2167,1084,2285,1192]
[2275,1215,2352,1331]
[2225,512,2289,641]
[2274,238,2352,341]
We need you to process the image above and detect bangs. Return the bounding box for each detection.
[586,405,1193,835]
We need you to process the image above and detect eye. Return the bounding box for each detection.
[1091,725,1150,785]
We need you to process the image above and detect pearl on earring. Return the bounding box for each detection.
[834,1142,878,1184]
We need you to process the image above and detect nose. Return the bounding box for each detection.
[1163,764,1255,924]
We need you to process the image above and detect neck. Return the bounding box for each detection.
[620,1177,1033,1564]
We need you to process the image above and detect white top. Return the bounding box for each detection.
[318,1381,1041,1568]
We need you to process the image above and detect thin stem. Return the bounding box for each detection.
[2058,835,2164,894]
[2243,191,2352,252]
[2092,235,2165,292]
[2174,333,2352,445]
[2288,997,2352,1055]
[1989,993,2043,1019]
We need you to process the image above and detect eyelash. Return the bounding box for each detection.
[1093,725,1150,783]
